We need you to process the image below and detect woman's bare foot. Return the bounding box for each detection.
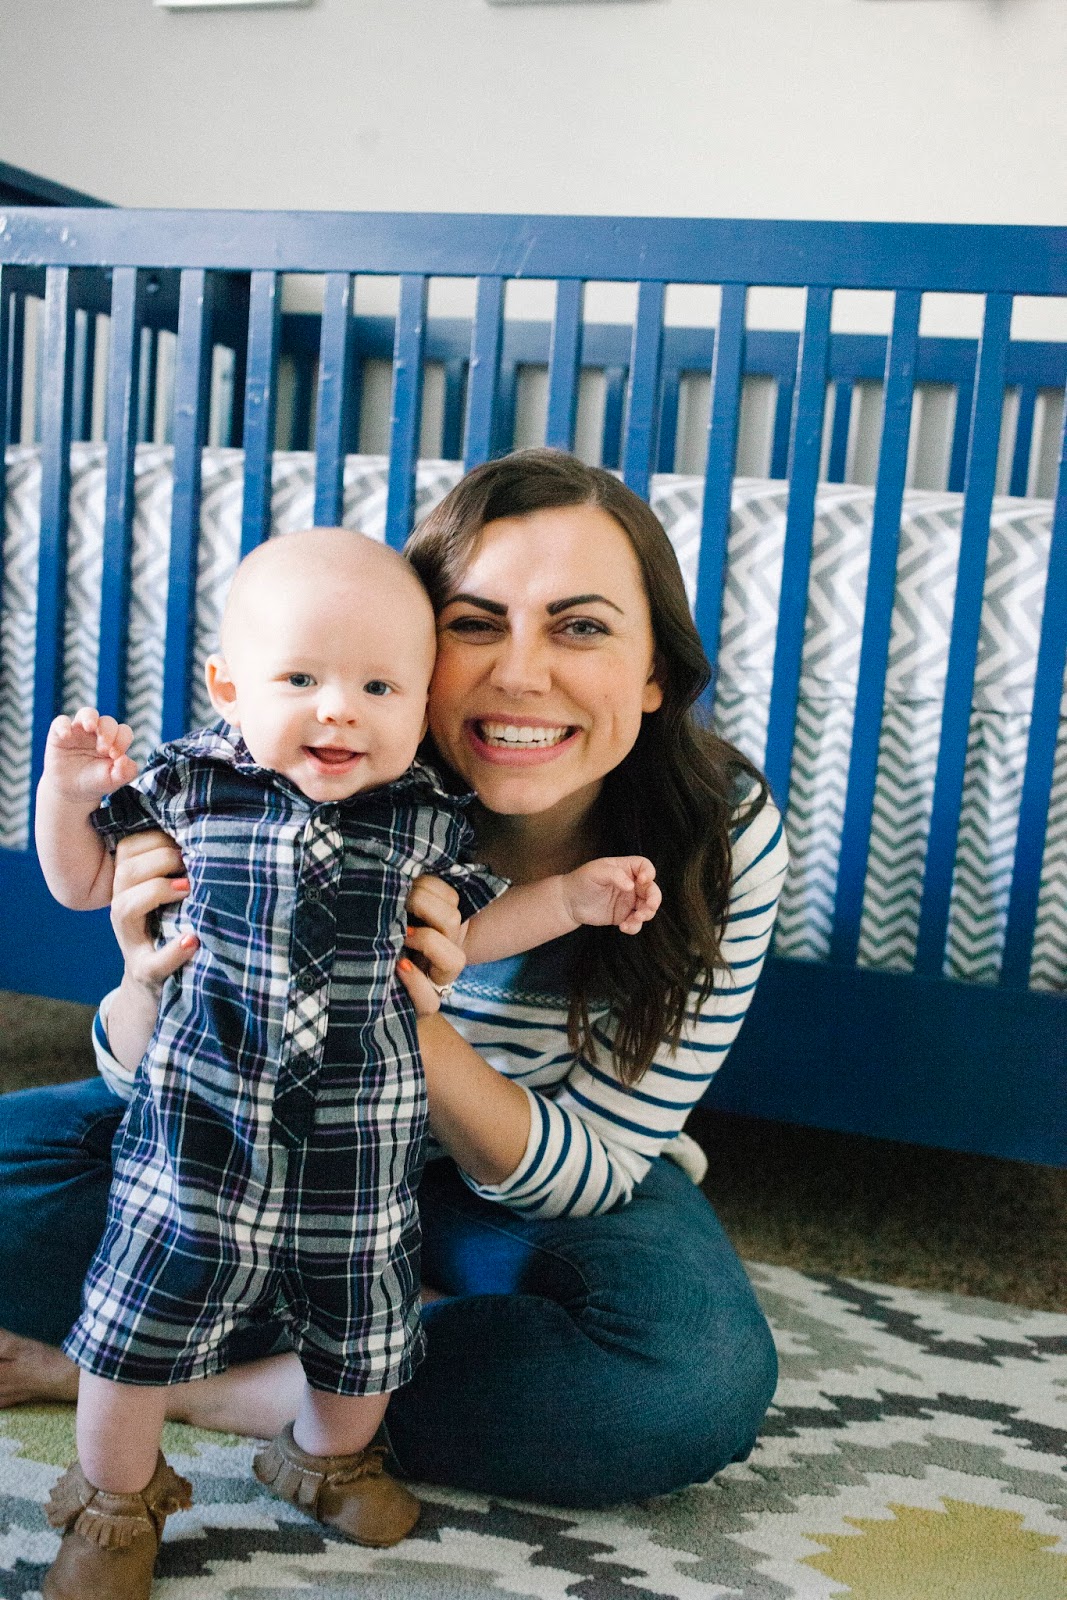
[0,1329,79,1407]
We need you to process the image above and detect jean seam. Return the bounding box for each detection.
[430,1193,594,1299]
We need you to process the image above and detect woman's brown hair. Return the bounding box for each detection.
[406,448,768,1087]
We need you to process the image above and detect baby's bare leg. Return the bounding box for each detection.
[293,1385,391,1458]
[77,1372,168,1493]
[0,1330,79,1407]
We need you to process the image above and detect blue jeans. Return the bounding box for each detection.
[0,1077,777,1508]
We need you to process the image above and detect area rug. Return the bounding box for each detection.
[2,1264,1065,1599]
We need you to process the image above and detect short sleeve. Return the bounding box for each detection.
[90,749,185,852]
[438,857,510,923]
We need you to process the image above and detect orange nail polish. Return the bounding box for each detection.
[398,958,413,972]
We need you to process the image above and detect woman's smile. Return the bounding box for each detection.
[466,717,580,763]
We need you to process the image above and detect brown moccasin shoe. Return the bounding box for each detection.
[42,1452,192,1600]
[253,1422,420,1547]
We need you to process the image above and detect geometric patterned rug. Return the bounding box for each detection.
[2,1264,1065,1599]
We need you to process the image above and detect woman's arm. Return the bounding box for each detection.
[442,796,789,1218]
[417,1015,532,1185]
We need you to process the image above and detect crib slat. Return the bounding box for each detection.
[915,292,1013,977]
[1009,384,1038,497]
[6,286,25,445]
[600,366,626,469]
[830,290,922,965]
[464,275,504,471]
[441,360,466,461]
[0,271,12,558]
[769,376,795,478]
[140,327,159,444]
[495,360,519,456]
[241,270,281,556]
[313,271,355,525]
[694,283,747,669]
[763,287,833,807]
[622,281,666,499]
[385,273,428,550]
[162,269,215,741]
[655,367,681,474]
[545,279,584,451]
[826,380,853,482]
[1000,394,1067,987]
[97,269,145,719]
[946,374,974,492]
[31,269,78,787]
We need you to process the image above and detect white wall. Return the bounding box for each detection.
[0,0,1064,225]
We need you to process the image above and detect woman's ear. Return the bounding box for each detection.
[642,654,665,714]
[205,654,240,723]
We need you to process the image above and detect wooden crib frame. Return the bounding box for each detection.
[1,209,1064,1164]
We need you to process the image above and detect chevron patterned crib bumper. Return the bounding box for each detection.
[2,444,1064,991]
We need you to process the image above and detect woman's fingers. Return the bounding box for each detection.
[406,874,463,939]
[113,830,187,891]
[396,957,443,1017]
[403,923,466,988]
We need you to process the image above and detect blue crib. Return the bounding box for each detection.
[1,209,1064,1164]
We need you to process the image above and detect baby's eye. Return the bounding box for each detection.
[364,680,394,697]
[286,672,316,689]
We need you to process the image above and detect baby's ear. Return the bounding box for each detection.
[205,654,240,723]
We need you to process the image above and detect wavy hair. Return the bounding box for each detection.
[406,449,768,1086]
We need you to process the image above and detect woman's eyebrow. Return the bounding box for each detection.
[445,593,508,616]
[546,593,624,616]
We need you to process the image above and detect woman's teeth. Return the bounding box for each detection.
[477,722,571,748]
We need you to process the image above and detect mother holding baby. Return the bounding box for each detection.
[0,448,786,1512]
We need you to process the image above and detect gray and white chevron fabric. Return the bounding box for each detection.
[2,447,1063,992]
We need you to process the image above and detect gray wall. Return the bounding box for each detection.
[1,0,1064,223]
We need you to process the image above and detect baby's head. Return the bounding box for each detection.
[206,528,436,802]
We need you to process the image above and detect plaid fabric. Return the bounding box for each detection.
[63,725,504,1393]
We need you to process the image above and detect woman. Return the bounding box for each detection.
[0,449,787,1509]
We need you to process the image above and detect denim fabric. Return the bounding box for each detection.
[0,1077,777,1508]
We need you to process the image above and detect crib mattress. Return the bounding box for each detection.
[2,443,1064,992]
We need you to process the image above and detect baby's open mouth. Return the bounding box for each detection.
[475,722,574,749]
[305,746,362,766]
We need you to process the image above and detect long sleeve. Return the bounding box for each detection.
[445,793,788,1219]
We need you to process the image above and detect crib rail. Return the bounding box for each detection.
[1,210,1064,1162]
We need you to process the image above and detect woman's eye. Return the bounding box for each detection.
[364,680,394,697]
[444,616,500,638]
[559,617,608,640]
[286,673,315,688]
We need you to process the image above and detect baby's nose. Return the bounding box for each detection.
[316,687,358,723]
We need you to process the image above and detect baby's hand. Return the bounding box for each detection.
[563,856,661,935]
[43,708,138,803]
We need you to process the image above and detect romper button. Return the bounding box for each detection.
[294,968,317,993]
[305,886,320,903]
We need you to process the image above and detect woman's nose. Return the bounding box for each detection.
[487,634,552,694]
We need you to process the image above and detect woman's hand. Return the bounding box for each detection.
[396,875,466,1016]
[104,831,197,1071]
[111,830,198,993]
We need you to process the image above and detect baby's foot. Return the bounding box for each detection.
[0,1328,79,1407]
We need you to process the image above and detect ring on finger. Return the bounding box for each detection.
[429,979,455,999]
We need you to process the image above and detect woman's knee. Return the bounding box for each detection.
[0,1077,122,1346]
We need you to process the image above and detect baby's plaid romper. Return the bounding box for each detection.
[63,723,504,1395]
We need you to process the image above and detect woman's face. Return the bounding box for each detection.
[428,503,663,821]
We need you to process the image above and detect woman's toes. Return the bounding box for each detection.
[0,1330,79,1406]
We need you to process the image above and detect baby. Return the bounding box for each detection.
[34,528,659,1600]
